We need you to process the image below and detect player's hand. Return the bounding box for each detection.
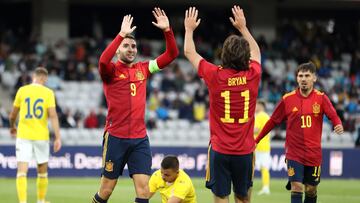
[152,7,170,32]
[119,14,137,37]
[334,124,344,135]
[184,7,201,32]
[10,127,17,138]
[53,137,62,153]
[229,5,246,31]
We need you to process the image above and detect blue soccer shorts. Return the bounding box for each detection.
[206,146,254,197]
[101,132,152,179]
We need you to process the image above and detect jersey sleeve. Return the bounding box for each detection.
[149,171,159,193]
[98,35,123,82]
[249,60,262,75]
[323,94,342,126]
[48,90,56,108]
[198,59,217,83]
[13,88,22,107]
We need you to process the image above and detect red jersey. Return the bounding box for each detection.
[255,88,342,166]
[198,59,262,155]
[99,30,178,138]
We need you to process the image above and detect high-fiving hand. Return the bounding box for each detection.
[119,14,137,37]
[184,7,201,32]
[229,5,247,31]
[152,7,170,31]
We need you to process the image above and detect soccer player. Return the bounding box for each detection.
[184,6,261,203]
[149,155,197,203]
[9,67,62,203]
[254,100,271,195]
[92,8,179,203]
[255,62,344,203]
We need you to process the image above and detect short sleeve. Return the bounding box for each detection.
[197,59,218,82]
[13,88,22,107]
[149,172,159,193]
[48,91,56,108]
[249,60,261,74]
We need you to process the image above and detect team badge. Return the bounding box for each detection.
[105,160,114,172]
[288,167,295,177]
[312,102,320,116]
[135,70,144,80]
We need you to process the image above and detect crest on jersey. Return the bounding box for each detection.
[288,167,295,177]
[105,160,114,172]
[135,70,144,80]
[313,102,320,116]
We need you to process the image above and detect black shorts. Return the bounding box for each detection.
[205,146,254,197]
[101,132,152,179]
[287,159,321,186]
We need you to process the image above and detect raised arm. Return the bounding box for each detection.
[230,5,261,64]
[98,15,136,81]
[184,7,203,70]
[152,7,179,69]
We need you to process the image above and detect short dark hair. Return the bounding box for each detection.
[221,35,250,71]
[295,62,317,77]
[34,67,48,77]
[161,155,179,170]
[124,34,136,40]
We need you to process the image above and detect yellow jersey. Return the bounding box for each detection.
[149,169,197,203]
[13,84,56,140]
[254,111,271,152]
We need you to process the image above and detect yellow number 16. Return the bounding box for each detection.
[220,90,249,124]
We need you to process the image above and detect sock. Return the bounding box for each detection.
[92,192,107,203]
[16,172,27,203]
[261,167,270,189]
[134,198,149,203]
[37,173,48,203]
[291,191,303,203]
[304,193,317,203]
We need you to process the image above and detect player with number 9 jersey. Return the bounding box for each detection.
[13,84,55,140]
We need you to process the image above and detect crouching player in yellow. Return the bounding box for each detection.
[9,67,62,203]
[254,100,271,195]
[149,155,197,203]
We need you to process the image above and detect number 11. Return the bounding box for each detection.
[220,90,249,124]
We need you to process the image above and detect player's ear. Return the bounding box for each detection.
[313,74,317,82]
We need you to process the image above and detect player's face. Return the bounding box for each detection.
[297,70,316,92]
[117,38,137,64]
[160,168,179,183]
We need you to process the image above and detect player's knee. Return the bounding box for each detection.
[235,193,250,202]
[99,186,114,198]
[305,186,317,197]
[135,185,150,198]
[291,182,303,192]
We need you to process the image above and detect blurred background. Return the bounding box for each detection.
[0,0,360,179]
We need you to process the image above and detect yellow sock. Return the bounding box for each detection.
[37,173,48,202]
[261,167,270,187]
[16,173,27,203]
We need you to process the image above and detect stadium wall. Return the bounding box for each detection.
[0,146,359,178]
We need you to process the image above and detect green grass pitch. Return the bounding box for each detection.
[1,178,360,202]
